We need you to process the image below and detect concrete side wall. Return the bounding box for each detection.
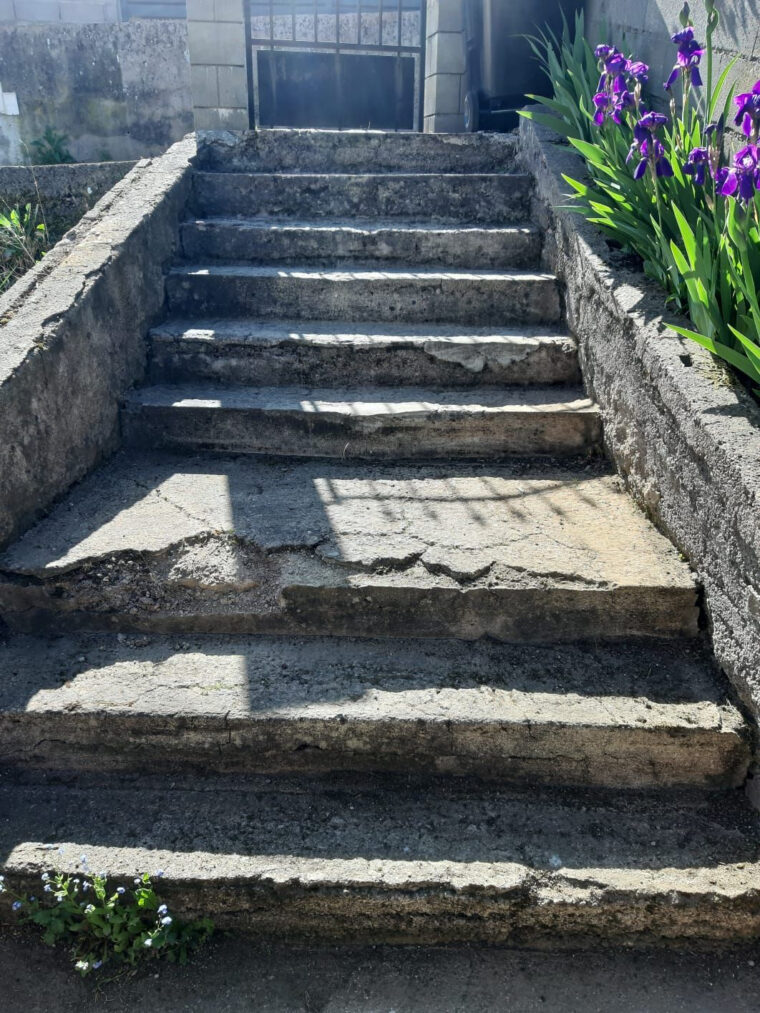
[0,20,192,165]
[424,0,466,132]
[0,135,195,551]
[585,0,760,103]
[520,114,760,746]
[0,160,135,238]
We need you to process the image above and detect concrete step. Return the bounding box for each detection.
[196,128,521,175]
[0,634,748,788]
[0,452,698,640]
[3,771,760,944]
[191,172,533,224]
[148,320,581,388]
[121,384,601,460]
[165,265,561,325]
[180,217,542,269]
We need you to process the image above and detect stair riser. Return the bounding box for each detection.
[192,172,533,223]
[0,715,747,790]
[196,130,521,174]
[0,585,699,642]
[181,221,542,269]
[121,404,602,459]
[148,335,582,387]
[166,274,561,325]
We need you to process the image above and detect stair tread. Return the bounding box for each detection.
[150,318,572,346]
[170,264,556,282]
[193,170,533,180]
[124,383,596,414]
[183,215,540,234]
[2,771,760,944]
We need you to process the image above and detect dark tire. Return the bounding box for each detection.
[464,90,480,133]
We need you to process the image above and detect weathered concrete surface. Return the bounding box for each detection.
[0,21,192,165]
[121,384,601,459]
[181,217,542,269]
[149,320,581,388]
[2,772,760,944]
[0,633,748,788]
[196,128,521,174]
[0,451,698,640]
[520,115,760,748]
[0,135,195,551]
[0,160,135,240]
[6,934,760,1013]
[166,265,561,325]
[192,171,534,224]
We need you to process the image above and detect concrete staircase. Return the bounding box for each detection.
[1,130,758,946]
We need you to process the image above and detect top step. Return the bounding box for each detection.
[195,129,521,175]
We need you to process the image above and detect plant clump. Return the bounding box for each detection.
[0,202,48,291]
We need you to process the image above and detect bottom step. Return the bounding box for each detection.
[2,772,760,946]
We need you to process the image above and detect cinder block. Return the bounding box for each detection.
[424,111,465,134]
[186,0,214,22]
[188,19,246,67]
[217,64,248,109]
[14,0,61,22]
[423,72,462,118]
[214,0,243,24]
[426,30,466,77]
[217,106,248,130]
[426,0,463,37]
[194,106,225,131]
[191,64,219,108]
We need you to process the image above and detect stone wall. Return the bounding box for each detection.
[0,20,192,165]
[520,113,760,748]
[424,0,466,132]
[0,135,194,551]
[0,159,135,239]
[585,0,760,107]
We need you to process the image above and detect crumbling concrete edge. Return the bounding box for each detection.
[0,133,196,550]
[519,114,760,755]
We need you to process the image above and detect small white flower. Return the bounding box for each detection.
[143,938,153,948]
[160,916,172,926]
[75,960,90,972]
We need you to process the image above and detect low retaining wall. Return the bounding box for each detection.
[0,160,135,239]
[520,115,760,750]
[0,134,195,550]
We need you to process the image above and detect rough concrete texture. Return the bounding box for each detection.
[121,383,601,459]
[6,936,760,1013]
[0,633,748,788]
[520,115,760,751]
[148,320,582,388]
[166,265,561,325]
[180,217,543,269]
[2,771,760,945]
[0,135,195,551]
[0,160,135,240]
[0,451,697,640]
[0,21,192,164]
[192,171,534,224]
[195,128,520,174]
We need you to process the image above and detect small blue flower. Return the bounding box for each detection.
[134,878,141,885]
[12,901,22,912]
[41,872,49,882]
[160,916,172,926]
[157,904,168,915]
[44,884,53,893]
[84,904,95,914]
[155,869,165,878]
[117,887,126,895]
[93,961,103,970]
[82,881,90,892]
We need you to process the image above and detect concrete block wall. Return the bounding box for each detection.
[585,0,760,112]
[2,0,119,21]
[424,0,466,132]
[187,0,249,131]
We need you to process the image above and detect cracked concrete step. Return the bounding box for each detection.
[165,265,561,325]
[192,172,534,224]
[120,384,602,459]
[0,452,698,640]
[180,217,542,269]
[2,772,760,945]
[149,320,581,388]
[0,635,748,788]
[148,320,581,388]
[196,129,521,174]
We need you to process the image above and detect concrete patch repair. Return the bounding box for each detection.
[1,126,760,964]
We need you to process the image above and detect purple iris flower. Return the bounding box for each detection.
[627,61,649,83]
[593,91,613,126]
[628,113,673,180]
[683,146,709,186]
[594,44,615,61]
[716,144,760,203]
[734,81,760,139]
[612,90,635,124]
[665,26,705,90]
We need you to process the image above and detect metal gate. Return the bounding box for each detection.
[245,1,426,131]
